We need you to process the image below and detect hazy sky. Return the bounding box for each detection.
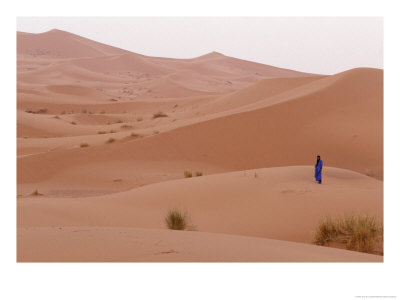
[17,17,383,74]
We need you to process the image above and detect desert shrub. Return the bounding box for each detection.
[80,142,89,148]
[99,110,106,114]
[195,171,203,177]
[153,130,160,135]
[116,119,123,123]
[121,124,133,129]
[61,110,66,115]
[31,189,42,196]
[71,121,77,125]
[110,129,117,133]
[313,214,382,254]
[314,217,340,246]
[53,115,60,119]
[184,170,192,178]
[25,108,47,114]
[153,111,168,119]
[81,108,87,113]
[165,208,188,230]
[136,116,143,122]
[97,131,107,134]
[37,108,48,114]
[130,132,141,138]
[106,137,116,144]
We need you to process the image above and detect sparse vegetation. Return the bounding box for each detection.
[121,124,133,129]
[110,129,117,133]
[136,116,143,122]
[80,142,89,147]
[184,170,192,178]
[97,131,107,134]
[153,130,160,135]
[364,168,375,177]
[99,110,106,114]
[130,132,141,138]
[31,189,42,196]
[116,119,123,123]
[53,115,60,119]
[71,121,77,125]
[25,108,48,114]
[165,208,188,230]
[106,137,116,144]
[195,171,203,177]
[153,111,168,119]
[313,214,383,254]
[81,108,87,114]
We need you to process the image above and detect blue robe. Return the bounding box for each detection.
[315,160,323,182]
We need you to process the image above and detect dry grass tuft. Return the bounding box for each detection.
[153,111,168,119]
[165,208,188,230]
[313,214,383,254]
[71,121,77,125]
[195,171,203,177]
[31,189,43,196]
[106,137,116,144]
[184,170,192,178]
[80,142,89,148]
[130,132,141,138]
[121,124,133,129]
[364,168,375,177]
[25,108,48,114]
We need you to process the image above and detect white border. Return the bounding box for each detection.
[2,1,399,299]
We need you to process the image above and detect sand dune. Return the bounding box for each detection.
[17,166,382,244]
[17,68,383,188]
[17,227,382,262]
[17,29,316,102]
[17,29,383,262]
[17,29,130,58]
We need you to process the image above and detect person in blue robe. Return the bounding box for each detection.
[315,155,323,184]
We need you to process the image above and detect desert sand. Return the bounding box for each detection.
[17,29,383,262]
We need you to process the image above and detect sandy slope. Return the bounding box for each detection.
[17,29,130,58]
[17,227,382,262]
[17,68,383,193]
[16,29,383,262]
[17,29,316,104]
[18,166,383,243]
